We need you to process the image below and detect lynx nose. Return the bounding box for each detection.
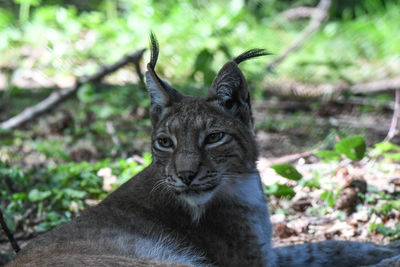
[178,171,196,185]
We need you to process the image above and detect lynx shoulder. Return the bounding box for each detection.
[7,35,400,267]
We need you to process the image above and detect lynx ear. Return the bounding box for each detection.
[145,33,182,125]
[208,49,270,129]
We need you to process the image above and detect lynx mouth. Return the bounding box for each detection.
[181,184,218,195]
[167,175,220,195]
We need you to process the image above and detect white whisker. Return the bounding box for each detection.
[150,179,168,195]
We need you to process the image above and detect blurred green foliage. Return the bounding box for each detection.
[0,0,399,88]
[0,82,152,233]
[371,141,400,161]
[370,222,400,241]
[0,154,151,233]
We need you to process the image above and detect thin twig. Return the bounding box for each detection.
[0,67,14,118]
[280,7,316,20]
[133,60,146,90]
[384,89,400,142]
[105,120,126,157]
[350,77,400,94]
[266,77,400,96]
[261,96,396,111]
[0,208,20,253]
[266,0,332,71]
[105,121,121,147]
[260,149,318,167]
[0,48,146,130]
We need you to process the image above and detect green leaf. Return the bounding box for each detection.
[12,192,27,201]
[373,142,400,155]
[142,152,152,165]
[375,224,400,238]
[315,150,341,161]
[271,164,302,181]
[377,199,400,214]
[14,0,41,5]
[28,189,51,202]
[335,136,366,161]
[191,48,216,85]
[372,142,400,161]
[193,48,213,73]
[301,177,321,189]
[62,188,86,199]
[369,221,376,233]
[320,190,336,207]
[77,83,96,103]
[263,183,295,198]
[3,210,16,232]
[384,152,400,160]
[376,225,392,236]
[0,8,14,31]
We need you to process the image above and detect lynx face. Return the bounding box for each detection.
[151,98,258,207]
[145,34,268,218]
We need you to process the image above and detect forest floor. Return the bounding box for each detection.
[258,98,400,247]
[1,88,400,265]
[256,98,400,247]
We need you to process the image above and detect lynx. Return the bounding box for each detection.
[7,34,400,267]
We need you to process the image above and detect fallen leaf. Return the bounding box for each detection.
[274,222,297,239]
[98,167,119,192]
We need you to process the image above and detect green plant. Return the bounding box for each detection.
[271,164,302,181]
[263,183,295,198]
[320,189,339,207]
[375,199,400,215]
[370,222,400,240]
[1,153,151,232]
[14,0,41,22]
[316,136,366,162]
[371,142,400,161]
[264,163,303,198]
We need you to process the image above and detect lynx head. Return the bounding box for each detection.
[145,33,269,220]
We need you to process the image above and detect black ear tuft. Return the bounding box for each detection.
[208,48,270,131]
[145,32,183,126]
[233,49,270,65]
[149,31,159,70]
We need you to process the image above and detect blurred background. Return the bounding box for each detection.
[1,0,400,264]
[0,0,399,89]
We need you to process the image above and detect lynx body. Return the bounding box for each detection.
[8,35,400,267]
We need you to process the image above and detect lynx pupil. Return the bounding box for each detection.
[205,132,224,144]
[158,137,173,148]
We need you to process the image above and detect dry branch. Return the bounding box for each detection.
[267,77,400,96]
[384,89,400,142]
[280,7,316,20]
[0,49,146,130]
[262,149,317,167]
[350,77,400,94]
[0,208,20,253]
[267,0,332,71]
[260,97,396,113]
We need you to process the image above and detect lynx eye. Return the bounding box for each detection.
[205,132,225,144]
[157,137,173,148]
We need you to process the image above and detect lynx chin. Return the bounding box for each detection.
[7,34,400,267]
